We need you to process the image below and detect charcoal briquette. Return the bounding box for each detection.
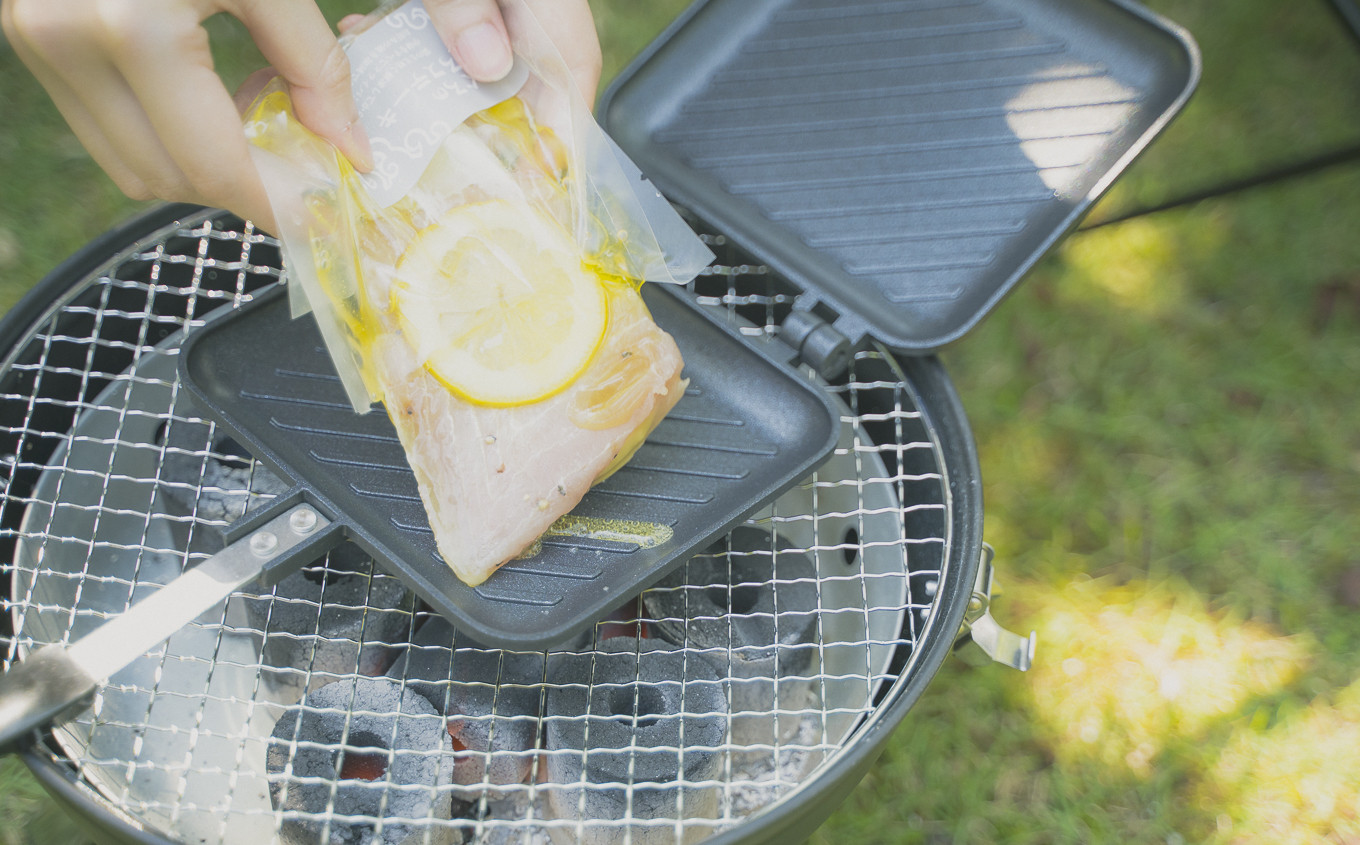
[159,427,413,690]
[643,526,820,747]
[387,616,551,792]
[159,427,289,529]
[247,542,414,692]
[267,676,455,845]
[544,637,726,845]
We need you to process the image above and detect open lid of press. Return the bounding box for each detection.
[600,0,1200,354]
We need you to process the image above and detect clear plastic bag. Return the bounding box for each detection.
[242,0,712,412]
[240,0,712,585]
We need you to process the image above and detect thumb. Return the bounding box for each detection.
[232,0,373,171]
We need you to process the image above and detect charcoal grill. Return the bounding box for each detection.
[0,205,982,844]
[0,0,1198,841]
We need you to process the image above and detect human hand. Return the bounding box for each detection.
[1,0,374,233]
[339,0,602,106]
[2,0,601,234]
[335,0,601,106]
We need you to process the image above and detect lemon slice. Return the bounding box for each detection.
[392,200,608,406]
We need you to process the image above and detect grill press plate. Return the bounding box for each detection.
[601,0,1198,350]
[178,283,839,648]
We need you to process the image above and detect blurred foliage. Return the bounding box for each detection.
[808,0,1360,841]
[3,0,1360,843]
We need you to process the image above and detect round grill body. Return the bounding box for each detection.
[1,206,982,844]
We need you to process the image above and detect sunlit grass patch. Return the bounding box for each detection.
[1199,678,1360,843]
[1060,216,1209,317]
[1024,577,1309,777]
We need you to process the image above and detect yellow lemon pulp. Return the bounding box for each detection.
[391,200,608,406]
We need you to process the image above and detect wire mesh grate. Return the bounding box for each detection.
[1,209,952,844]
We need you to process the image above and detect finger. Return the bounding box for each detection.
[5,0,272,226]
[337,14,367,35]
[425,0,514,82]
[520,0,601,106]
[231,0,373,171]
[2,0,152,197]
[32,74,158,202]
[102,16,275,226]
[5,1,186,201]
[232,66,279,114]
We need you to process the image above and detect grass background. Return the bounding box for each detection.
[3,0,1360,842]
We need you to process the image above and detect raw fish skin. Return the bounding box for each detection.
[376,281,685,586]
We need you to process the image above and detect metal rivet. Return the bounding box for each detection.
[967,597,984,614]
[289,508,318,535]
[250,531,279,556]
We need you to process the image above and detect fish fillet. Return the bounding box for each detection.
[246,88,689,587]
[376,282,684,585]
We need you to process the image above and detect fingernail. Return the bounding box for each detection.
[346,119,374,172]
[454,23,513,81]
[338,14,367,35]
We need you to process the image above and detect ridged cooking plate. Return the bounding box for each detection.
[601,0,1199,350]
[179,283,840,648]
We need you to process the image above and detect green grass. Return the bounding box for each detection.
[4,0,1360,842]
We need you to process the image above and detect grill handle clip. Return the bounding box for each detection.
[960,544,1036,671]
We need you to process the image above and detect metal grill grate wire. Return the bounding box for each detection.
[1,210,950,844]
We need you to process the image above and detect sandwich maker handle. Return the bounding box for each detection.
[0,502,336,755]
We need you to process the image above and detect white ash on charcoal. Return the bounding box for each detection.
[267,676,456,845]
[417,788,557,845]
[473,822,553,845]
[720,709,820,821]
[425,789,563,845]
[386,616,554,798]
[543,637,727,845]
[643,526,820,748]
[158,423,291,529]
